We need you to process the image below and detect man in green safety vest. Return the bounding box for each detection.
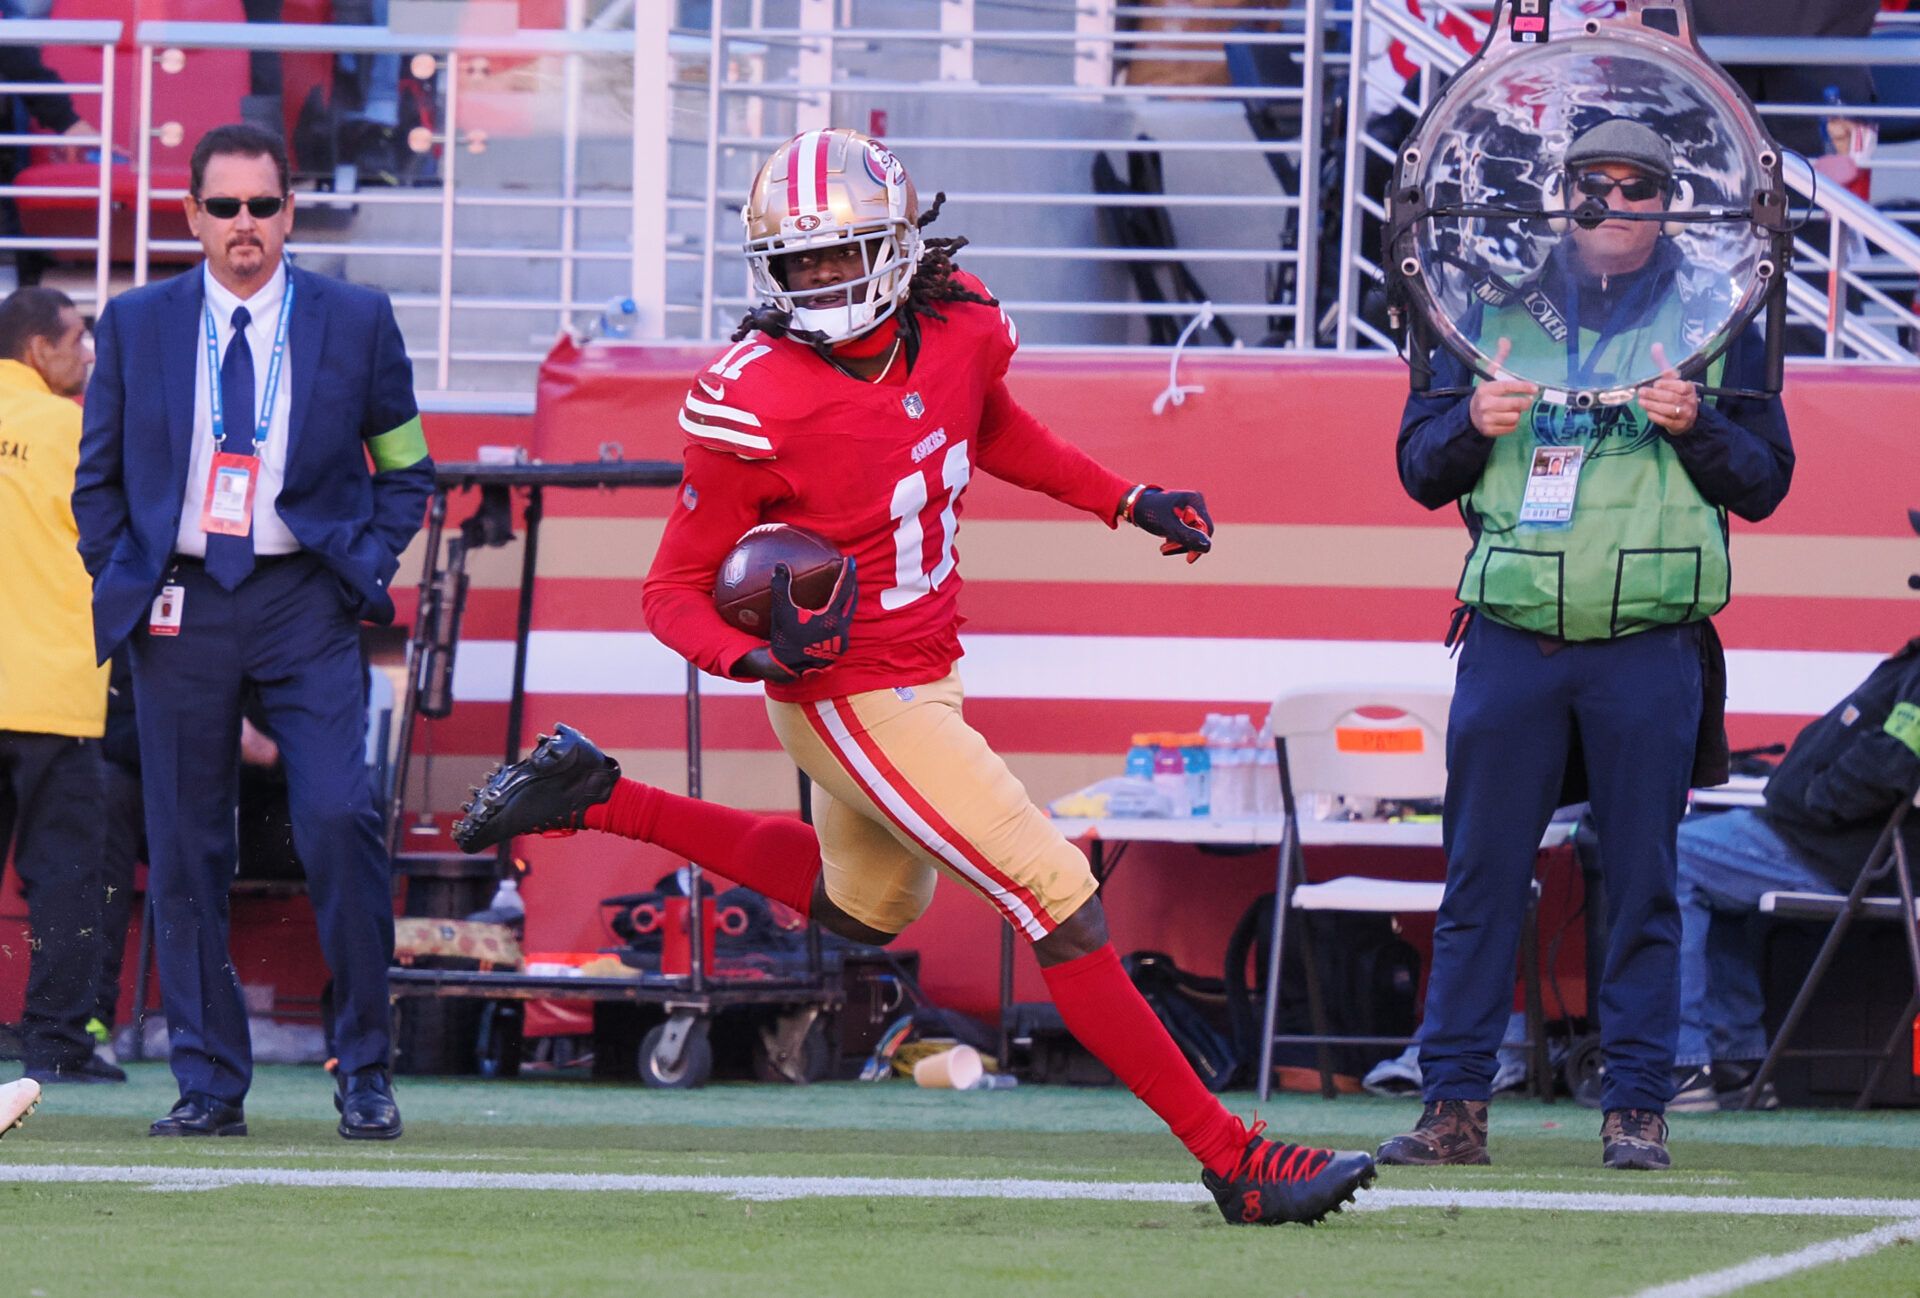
[1378,119,1795,1172]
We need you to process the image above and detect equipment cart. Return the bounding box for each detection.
[383,458,843,1088]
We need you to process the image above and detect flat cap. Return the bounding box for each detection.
[1564,118,1674,182]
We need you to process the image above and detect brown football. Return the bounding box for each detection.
[712,523,848,636]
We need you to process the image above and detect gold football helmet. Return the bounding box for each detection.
[742,127,923,343]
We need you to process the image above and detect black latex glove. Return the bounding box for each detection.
[767,556,858,678]
[1126,486,1214,563]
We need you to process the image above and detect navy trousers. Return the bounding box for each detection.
[129,553,392,1105]
[1418,615,1702,1114]
[0,731,106,1073]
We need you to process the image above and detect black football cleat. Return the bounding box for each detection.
[1202,1121,1377,1226]
[452,724,621,853]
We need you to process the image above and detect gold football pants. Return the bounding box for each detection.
[766,670,1098,940]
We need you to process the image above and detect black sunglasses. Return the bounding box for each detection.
[1573,171,1664,203]
[199,195,286,220]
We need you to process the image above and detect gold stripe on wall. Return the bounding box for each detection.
[410,749,1120,819]
[392,518,1917,601]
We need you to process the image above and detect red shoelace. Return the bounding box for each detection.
[1232,1119,1335,1185]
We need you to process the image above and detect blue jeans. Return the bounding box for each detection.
[1675,810,1833,1067]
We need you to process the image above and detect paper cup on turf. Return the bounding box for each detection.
[913,1044,984,1090]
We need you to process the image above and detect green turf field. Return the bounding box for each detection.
[5,1063,1919,1298]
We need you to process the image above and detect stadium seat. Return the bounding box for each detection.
[1090,146,1235,348]
[1254,685,1550,1102]
[20,0,308,264]
[1743,774,1920,1111]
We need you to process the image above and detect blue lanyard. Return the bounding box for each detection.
[204,269,295,450]
[1563,268,1662,388]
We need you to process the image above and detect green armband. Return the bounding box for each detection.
[1884,701,1920,762]
[366,415,428,472]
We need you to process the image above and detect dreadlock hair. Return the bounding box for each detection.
[731,192,999,352]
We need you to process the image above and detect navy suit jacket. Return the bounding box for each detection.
[74,264,434,663]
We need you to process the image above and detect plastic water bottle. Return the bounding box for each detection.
[488,876,525,921]
[1216,714,1251,820]
[598,296,641,340]
[1203,715,1238,818]
[1253,714,1281,818]
[1151,736,1189,818]
[1182,732,1211,818]
[1124,733,1156,782]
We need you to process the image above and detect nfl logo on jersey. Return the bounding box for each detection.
[901,392,925,419]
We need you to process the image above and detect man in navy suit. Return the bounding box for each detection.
[73,124,432,1140]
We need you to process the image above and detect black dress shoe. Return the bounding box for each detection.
[336,1068,403,1141]
[150,1094,247,1137]
[26,1055,127,1084]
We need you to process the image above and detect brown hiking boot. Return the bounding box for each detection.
[1601,1108,1670,1171]
[1375,1100,1491,1166]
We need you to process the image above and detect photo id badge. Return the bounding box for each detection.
[149,584,185,637]
[201,451,259,537]
[1518,445,1584,530]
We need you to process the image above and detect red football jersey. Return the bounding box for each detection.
[642,274,1132,702]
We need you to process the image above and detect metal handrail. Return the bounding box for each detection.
[0,18,121,44]
[1782,154,1920,363]
[135,20,634,56]
[1340,0,1920,364]
[42,5,1914,399]
[723,26,1311,45]
[0,19,118,312]
[128,18,649,395]
[1700,35,1920,67]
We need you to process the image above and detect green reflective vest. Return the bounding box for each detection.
[1455,283,1728,642]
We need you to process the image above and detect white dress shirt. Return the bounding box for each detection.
[174,261,301,558]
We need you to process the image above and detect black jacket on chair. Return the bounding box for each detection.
[1759,638,1920,891]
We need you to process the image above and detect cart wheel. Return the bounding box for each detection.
[639,1017,713,1089]
[1563,1032,1605,1109]
[752,1013,831,1085]
[474,1002,523,1079]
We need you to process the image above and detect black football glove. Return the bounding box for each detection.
[1125,486,1214,563]
[767,556,858,678]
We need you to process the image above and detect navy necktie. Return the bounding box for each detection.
[205,303,256,591]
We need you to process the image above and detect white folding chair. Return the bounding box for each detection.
[1254,686,1550,1101]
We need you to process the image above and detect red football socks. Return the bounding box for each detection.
[582,779,820,918]
[581,785,1245,1173]
[1041,944,1248,1177]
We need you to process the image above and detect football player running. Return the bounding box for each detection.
[456,127,1375,1224]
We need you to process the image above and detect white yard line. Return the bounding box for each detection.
[1626,1217,1920,1298]
[3,1164,1920,1219]
[1367,1189,1920,1219]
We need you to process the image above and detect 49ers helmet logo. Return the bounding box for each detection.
[793,213,821,232]
[864,143,903,187]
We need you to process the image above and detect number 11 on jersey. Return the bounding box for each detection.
[881,440,972,611]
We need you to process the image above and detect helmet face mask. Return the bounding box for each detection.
[743,128,924,344]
